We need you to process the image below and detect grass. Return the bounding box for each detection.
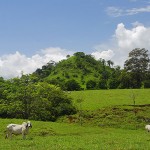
[70,89,150,110]
[1,118,150,150]
[1,89,150,149]
[66,89,150,129]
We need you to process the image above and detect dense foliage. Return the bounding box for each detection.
[124,48,150,88]
[0,76,76,121]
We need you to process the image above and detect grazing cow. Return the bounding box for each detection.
[5,121,32,139]
[145,124,150,132]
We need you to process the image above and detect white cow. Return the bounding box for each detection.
[145,124,150,132]
[5,121,32,139]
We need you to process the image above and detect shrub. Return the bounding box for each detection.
[144,80,150,88]
[86,80,97,90]
[64,79,81,91]
[0,81,76,121]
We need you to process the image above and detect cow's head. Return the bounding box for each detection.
[27,121,32,128]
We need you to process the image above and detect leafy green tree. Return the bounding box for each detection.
[65,79,81,91]
[107,60,114,68]
[0,77,5,99]
[73,52,85,58]
[108,78,119,89]
[0,76,76,121]
[124,48,150,88]
[118,70,132,89]
[86,80,97,90]
[34,61,55,78]
[29,82,76,121]
[98,79,107,89]
[144,80,150,88]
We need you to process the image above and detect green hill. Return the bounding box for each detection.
[32,50,150,90]
[33,52,116,90]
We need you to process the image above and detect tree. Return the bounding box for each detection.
[86,80,97,90]
[29,82,76,121]
[65,79,81,91]
[118,70,132,89]
[107,60,114,68]
[108,78,119,89]
[124,48,150,88]
[73,52,85,58]
[0,77,76,121]
[98,79,107,89]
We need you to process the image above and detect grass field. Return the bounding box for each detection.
[1,118,150,150]
[70,89,150,110]
[1,89,150,149]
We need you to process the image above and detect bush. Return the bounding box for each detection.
[98,79,107,89]
[0,81,76,121]
[108,78,120,89]
[64,79,81,91]
[144,80,150,88]
[86,80,97,90]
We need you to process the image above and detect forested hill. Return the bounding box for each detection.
[32,49,150,90]
[32,52,121,90]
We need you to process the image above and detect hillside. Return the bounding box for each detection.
[60,89,150,129]
[33,52,116,90]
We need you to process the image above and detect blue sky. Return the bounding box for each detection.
[0,0,150,78]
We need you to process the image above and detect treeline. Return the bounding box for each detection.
[33,48,150,90]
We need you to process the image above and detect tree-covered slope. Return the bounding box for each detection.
[32,49,150,90]
[33,52,117,90]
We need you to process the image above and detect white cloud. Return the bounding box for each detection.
[40,47,71,62]
[127,5,150,15]
[93,22,150,67]
[92,50,115,60]
[0,47,73,79]
[106,7,123,17]
[106,5,150,17]
[131,21,144,27]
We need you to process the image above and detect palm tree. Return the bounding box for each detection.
[107,60,114,68]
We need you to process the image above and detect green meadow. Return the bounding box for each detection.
[1,119,150,150]
[70,89,150,110]
[1,89,150,150]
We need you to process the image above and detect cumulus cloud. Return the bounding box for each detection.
[92,50,114,60]
[0,47,73,79]
[106,5,150,17]
[93,22,150,67]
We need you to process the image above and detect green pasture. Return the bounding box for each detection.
[1,89,150,149]
[1,118,150,150]
[70,89,150,110]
